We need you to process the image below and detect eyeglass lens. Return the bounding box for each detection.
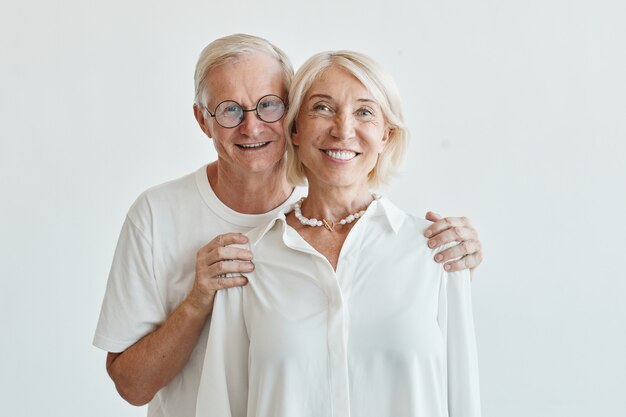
[214,95,285,128]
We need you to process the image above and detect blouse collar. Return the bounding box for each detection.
[247,196,406,247]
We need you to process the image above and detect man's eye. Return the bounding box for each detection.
[223,105,241,114]
[260,101,280,111]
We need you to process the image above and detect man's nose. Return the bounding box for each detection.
[238,110,264,136]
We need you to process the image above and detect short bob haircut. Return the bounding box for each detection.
[194,34,294,107]
[284,50,408,188]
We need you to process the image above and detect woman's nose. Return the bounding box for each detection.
[330,115,356,140]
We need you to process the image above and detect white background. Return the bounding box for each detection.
[1,0,625,416]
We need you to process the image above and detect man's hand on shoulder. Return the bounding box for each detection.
[423,212,483,272]
[187,232,254,314]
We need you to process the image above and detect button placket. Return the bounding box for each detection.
[315,259,351,417]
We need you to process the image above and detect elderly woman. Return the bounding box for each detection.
[196,51,480,417]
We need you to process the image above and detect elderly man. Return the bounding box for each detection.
[93,34,483,417]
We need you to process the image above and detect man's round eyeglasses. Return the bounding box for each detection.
[203,94,287,129]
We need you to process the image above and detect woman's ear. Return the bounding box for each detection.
[382,126,391,143]
[379,126,392,153]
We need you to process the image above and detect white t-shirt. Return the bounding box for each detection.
[93,165,305,417]
[196,197,481,417]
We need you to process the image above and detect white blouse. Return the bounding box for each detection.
[196,197,480,417]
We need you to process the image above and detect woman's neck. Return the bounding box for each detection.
[286,182,376,272]
[300,183,374,223]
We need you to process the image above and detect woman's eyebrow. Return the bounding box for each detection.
[308,94,333,101]
[308,94,376,104]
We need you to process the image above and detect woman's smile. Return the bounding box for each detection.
[321,149,359,161]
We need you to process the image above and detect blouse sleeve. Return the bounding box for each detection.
[439,267,482,417]
[196,286,249,417]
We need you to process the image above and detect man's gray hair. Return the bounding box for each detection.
[194,34,294,107]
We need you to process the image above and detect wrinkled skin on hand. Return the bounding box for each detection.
[423,212,483,272]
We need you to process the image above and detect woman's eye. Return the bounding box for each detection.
[356,108,374,119]
[313,103,332,113]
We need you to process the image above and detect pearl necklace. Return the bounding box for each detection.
[293,194,381,232]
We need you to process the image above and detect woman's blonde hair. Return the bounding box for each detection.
[285,50,408,187]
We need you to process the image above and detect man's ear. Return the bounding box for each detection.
[193,103,213,138]
[290,122,299,146]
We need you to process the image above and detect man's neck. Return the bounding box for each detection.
[206,161,293,214]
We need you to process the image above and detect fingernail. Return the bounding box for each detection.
[444,264,451,271]
[428,240,436,248]
[435,254,443,262]
[424,229,432,237]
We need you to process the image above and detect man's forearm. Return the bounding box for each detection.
[106,299,210,406]
[104,232,252,406]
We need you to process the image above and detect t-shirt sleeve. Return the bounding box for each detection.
[93,214,167,352]
[438,265,482,416]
